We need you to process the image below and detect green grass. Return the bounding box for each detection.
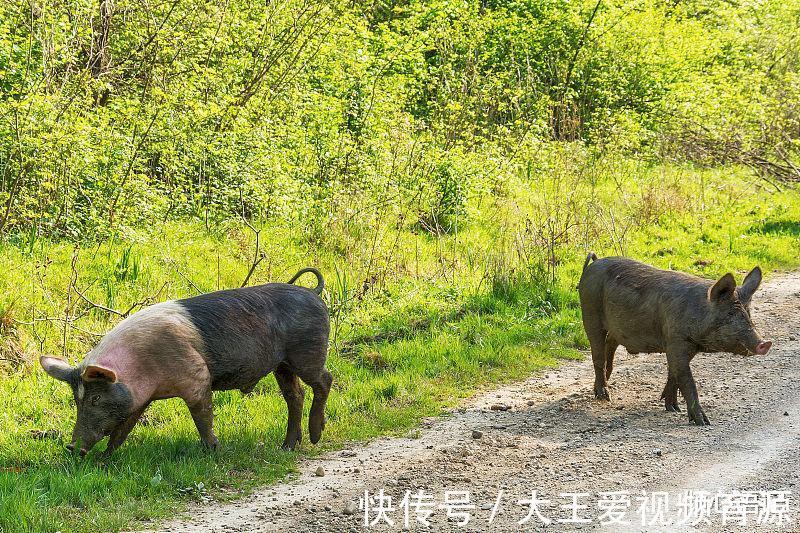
[1,163,799,532]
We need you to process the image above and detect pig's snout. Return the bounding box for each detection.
[755,341,772,355]
[65,442,87,456]
[67,432,97,456]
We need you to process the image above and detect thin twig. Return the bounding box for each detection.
[70,252,168,318]
[240,189,266,287]
[165,258,204,294]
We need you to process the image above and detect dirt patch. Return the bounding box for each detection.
[143,272,800,532]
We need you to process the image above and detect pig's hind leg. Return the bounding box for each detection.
[296,363,333,445]
[274,363,305,450]
[584,322,611,401]
[604,335,619,380]
[581,297,612,400]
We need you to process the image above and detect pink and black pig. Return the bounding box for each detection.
[40,268,331,457]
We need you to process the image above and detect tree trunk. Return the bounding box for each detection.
[90,0,113,106]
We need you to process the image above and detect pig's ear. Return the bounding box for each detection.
[709,273,736,302]
[738,266,762,304]
[40,356,76,383]
[81,365,118,383]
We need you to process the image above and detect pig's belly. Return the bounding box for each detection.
[212,370,271,391]
[621,342,661,355]
[608,328,664,355]
[209,360,277,391]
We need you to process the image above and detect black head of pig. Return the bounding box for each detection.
[701,267,772,356]
[40,356,133,456]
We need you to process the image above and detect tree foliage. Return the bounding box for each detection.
[0,0,798,238]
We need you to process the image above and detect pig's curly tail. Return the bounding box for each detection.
[287,267,325,295]
[582,252,598,272]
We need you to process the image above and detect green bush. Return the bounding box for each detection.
[0,0,798,239]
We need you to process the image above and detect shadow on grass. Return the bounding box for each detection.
[338,278,577,358]
[0,429,297,526]
[749,220,800,237]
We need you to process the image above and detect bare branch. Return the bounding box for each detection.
[70,251,168,318]
[107,110,160,227]
[240,189,266,287]
[162,257,204,294]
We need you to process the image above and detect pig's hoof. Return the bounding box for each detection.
[281,434,302,451]
[309,427,322,445]
[594,386,610,401]
[100,448,116,460]
[202,436,220,451]
[689,411,711,426]
[309,414,325,444]
[309,423,325,444]
[665,402,681,412]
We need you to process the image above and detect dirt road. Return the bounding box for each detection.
[149,272,800,532]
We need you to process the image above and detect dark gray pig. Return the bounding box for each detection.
[578,254,771,426]
[40,268,331,456]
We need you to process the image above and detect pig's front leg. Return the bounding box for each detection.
[660,377,680,412]
[666,345,709,426]
[661,353,696,413]
[103,403,150,457]
[187,390,219,451]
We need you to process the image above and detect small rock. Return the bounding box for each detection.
[343,501,357,515]
[653,448,662,457]
[293,500,301,507]
[315,466,326,477]
[472,430,483,439]
[324,505,332,511]
[784,411,790,416]
[480,503,493,510]
[490,404,510,411]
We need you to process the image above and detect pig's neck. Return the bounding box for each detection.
[86,344,159,410]
[687,300,720,352]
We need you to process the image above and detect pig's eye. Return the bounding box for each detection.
[90,395,101,405]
